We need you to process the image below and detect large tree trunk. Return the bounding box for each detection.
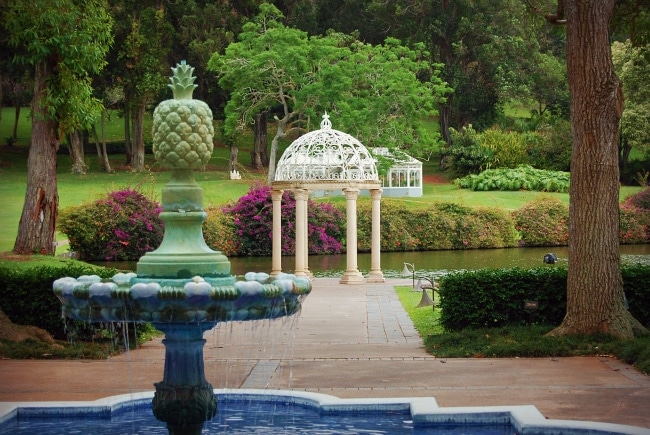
[267,121,284,184]
[549,0,646,339]
[251,112,268,169]
[68,129,88,175]
[13,61,59,256]
[12,106,21,140]
[124,107,132,166]
[131,103,146,172]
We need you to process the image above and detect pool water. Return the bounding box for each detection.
[0,398,514,434]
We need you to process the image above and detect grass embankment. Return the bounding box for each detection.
[395,286,650,374]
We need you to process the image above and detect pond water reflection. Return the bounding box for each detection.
[94,245,650,279]
[229,244,650,278]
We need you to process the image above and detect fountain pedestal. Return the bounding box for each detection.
[152,323,217,435]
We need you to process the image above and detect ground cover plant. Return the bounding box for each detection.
[454,165,570,193]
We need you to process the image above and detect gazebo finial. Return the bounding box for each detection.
[320,111,332,130]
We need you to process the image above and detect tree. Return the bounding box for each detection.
[611,39,650,169]
[208,3,449,183]
[543,0,647,338]
[5,0,113,255]
[109,0,173,171]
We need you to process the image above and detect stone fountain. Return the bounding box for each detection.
[52,61,311,435]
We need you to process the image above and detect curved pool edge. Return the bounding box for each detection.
[0,389,648,435]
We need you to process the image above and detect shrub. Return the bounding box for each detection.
[528,119,572,172]
[438,265,650,331]
[356,200,518,252]
[623,186,650,210]
[444,126,494,176]
[454,165,570,192]
[221,184,344,256]
[58,188,164,261]
[432,203,519,249]
[619,203,650,244]
[203,206,241,256]
[0,262,120,340]
[479,128,533,169]
[512,196,569,246]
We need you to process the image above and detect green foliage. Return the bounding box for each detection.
[623,187,650,210]
[438,267,568,331]
[208,3,450,155]
[444,125,494,176]
[478,128,532,169]
[356,200,519,252]
[513,195,648,245]
[622,264,650,328]
[425,325,622,358]
[528,119,573,171]
[203,206,241,257]
[58,188,164,261]
[437,265,650,332]
[512,196,569,246]
[0,261,119,340]
[612,40,650,160]
[454,165,570,193]
[5,0,113,133]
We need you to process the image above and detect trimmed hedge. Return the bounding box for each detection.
[438,265,650,331]
[0,261,120,340]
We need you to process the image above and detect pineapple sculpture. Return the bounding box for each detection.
[138,61,231,280]
[152,60,214,169]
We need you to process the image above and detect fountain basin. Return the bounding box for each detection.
[53,272,311,323]
[0,390,647,434]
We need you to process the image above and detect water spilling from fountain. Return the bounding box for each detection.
[51,61,311,434]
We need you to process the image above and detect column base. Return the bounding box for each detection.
[339,271,365,284]
[367,271,385,283]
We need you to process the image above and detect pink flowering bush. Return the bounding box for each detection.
[512,196,569,246]
[58,188,164,261]
[219,184,344,256]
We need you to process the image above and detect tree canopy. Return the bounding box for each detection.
[208,3,451,182]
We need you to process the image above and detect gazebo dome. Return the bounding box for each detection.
[274,113,379,182]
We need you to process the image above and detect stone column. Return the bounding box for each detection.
[340,187,364,284]
[303,194,312,277]
[368,188,384,282]
[271,189,283,276]
[294,189,309,277]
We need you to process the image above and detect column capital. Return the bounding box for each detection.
[294,189,310,201]
[271,189,284,200]
[370,188,383,199]
[342,187,360,200]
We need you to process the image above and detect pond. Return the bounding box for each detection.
[93,244,650,279]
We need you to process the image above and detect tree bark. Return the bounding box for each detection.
[131,103,146,171]
[549,0,646,339]
[229,146,239,172]
[68,129,88,175]
[12,106,20,140]
[251,112,268,169]
[100,111,112,173]
[13,60,59,256]
[124,107,132,166]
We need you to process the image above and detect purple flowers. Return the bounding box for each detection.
[58,188,165,261]
[222,183,344,256]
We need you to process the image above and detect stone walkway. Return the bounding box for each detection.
[0,278,648,431]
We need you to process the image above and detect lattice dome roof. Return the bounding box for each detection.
[274,113,379,182]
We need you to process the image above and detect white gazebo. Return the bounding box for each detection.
[271,113,384,284]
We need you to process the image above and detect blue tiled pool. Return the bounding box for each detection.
[0,390,646,435]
